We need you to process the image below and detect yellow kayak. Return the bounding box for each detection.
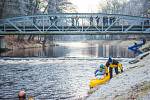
[89,73,110,88]
[89,64,123,88]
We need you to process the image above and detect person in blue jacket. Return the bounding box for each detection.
[95,64,106,79]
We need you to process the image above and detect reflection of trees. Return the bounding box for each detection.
[109,45,136,58]
[97,44,136,58]
[82,45,97,57]
[4,48,40,57]
[2,42,136,58]
[42,46,69,57]
[2,45,70,57]
[98,45,104,57]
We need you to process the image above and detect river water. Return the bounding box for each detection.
[0,41,135,58]
[0,41,135,99]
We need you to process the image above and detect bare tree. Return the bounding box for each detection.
[100,0,146,16]
[143,0,150,17]
[27,0,43,41]
[48,0,76,13]
[0,0,6,19]
[101,0,124,14]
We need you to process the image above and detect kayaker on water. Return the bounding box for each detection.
[106,57,123,79]
[18,89,26,100]
[95,64,108,79]
[18,89,34,100]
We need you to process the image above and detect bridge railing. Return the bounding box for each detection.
[1,13,149,25]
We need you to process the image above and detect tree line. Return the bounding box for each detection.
[99,0,150,17]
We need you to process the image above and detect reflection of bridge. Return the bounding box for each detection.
[0,13,150,35]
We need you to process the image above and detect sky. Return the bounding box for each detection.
[71,0,103,13]
[70,0,130,13]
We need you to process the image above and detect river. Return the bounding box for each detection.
[0,41,135,99]
[0,41,135,58]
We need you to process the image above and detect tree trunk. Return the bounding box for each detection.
[0,0,5,18]
[28,35,32,41]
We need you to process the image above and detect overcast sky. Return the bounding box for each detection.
[71,0,102,13]
[70,0,129,13]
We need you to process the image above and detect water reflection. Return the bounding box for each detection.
[0,46,69,58]
[86,45,135,58]
[0,41,135,58]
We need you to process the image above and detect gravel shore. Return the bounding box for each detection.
[86,41,150,100]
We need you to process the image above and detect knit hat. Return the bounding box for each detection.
[108,57,112,63]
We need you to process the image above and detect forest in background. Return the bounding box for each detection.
[0,0,149,18]
[99,0,150,17]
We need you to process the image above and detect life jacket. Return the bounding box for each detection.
[110,63,122,69]
[95,66,108,76]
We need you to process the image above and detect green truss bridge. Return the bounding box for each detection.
[0,13,150,35]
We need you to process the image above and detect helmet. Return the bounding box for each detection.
[108,57,112,63]
[99,64,104,69]
[99,64,105,72]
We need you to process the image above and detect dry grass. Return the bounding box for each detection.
[4,36,43,50]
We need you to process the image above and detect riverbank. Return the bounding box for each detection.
[3,36,141,50]
[4,36,47,50]
[86,42,150,100]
